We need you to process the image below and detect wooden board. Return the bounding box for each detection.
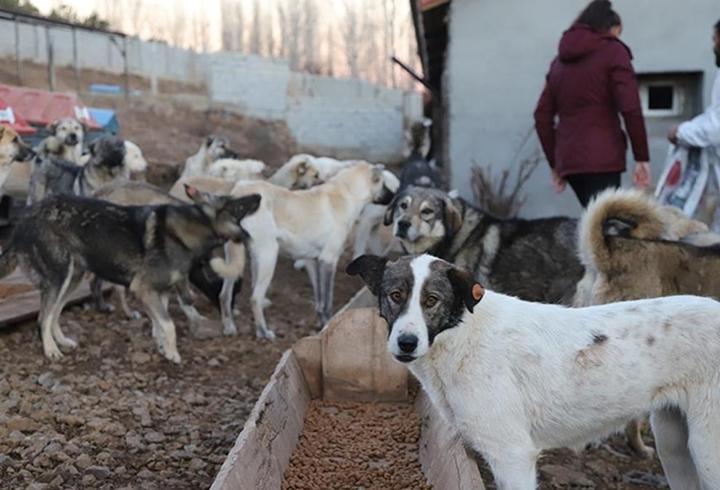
[211,351,312,490]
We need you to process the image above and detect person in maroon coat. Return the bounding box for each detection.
[534,0,650,207]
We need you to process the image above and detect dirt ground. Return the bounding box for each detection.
[0,255,360,489]
[0,61,671,489]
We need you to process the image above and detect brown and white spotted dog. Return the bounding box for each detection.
[348,253,720,490]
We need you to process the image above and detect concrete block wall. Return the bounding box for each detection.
[0,19,206,84]
[209,54,423,162]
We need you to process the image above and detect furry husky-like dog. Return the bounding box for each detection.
[575,189,720,458]
[91,181,242,330]
[384,186,582,304]
[27,136,127,205]
[0,188,261,363]
[0,125,34,194]
[348,253,720,490]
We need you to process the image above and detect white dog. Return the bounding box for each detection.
[206,158,266,182]
[270,153,397,258]
[38,118,85,164]
[348,253,720,490]
[210,162,399,339]
[180,135,236,179]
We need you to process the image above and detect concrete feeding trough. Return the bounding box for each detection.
[211,287,485,489]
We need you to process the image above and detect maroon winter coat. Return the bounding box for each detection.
[534,24,649,178]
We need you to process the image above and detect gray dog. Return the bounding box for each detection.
[27,136,127,205]
[0,187,261,363]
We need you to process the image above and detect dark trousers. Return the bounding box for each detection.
[566,172,622,208]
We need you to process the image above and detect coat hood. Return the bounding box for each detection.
[558,23,631,62]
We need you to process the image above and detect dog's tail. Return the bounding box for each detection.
[0,244,18,279]
[578,188,687,271]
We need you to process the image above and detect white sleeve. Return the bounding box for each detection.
[677,72,720,148]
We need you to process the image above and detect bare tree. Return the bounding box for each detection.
[263,7,276,57]
[471,152,542,219]
[324,26,335,76]
[249,0,263,54]
[341,0,361,78]
[171,5,187,48]
[234,2,245,52]
[128,0,145,36]
[302,0,319,72]
[220,0,234,51]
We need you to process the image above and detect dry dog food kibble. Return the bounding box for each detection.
[282,400,432,490]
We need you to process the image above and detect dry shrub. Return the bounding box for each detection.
[470,151,541,219]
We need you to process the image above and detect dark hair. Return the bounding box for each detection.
[576,0,621,32]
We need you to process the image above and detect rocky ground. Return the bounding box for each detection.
[0,256,359,489]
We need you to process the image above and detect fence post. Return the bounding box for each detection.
[45,26,55,91]
[123,36,130,101]
[14,20,23,85]
[72,28,80,92]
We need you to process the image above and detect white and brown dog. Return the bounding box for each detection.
[180,135,237,179]
[38,118,86,164]
[0,125,34,195]
[348,253,720,490]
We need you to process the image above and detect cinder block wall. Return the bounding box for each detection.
[209,54,423,163]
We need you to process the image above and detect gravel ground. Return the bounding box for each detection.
[0,256,360,489]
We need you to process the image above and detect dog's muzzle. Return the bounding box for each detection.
[396,220,411,239]
[65,133,79,146]
[394,333,418,363]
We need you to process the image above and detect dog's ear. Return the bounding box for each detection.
[184,184,204,203]
[205,135,216,148]
[346,255,388,296]
[383,193,400,226]
[46,120,59,135]
[296,160,308,176]
[443,197,463,235]
[603,217,636,238]
[447,266,484,313]
[226,193,262,220]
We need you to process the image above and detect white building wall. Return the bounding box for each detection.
[446,0,719,218]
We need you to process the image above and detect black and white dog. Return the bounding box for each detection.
[348,253,720,490]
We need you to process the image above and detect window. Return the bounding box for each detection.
[647,85,674,111]
[639,81,685,117]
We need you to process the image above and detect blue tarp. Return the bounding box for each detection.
[87,107,119,137]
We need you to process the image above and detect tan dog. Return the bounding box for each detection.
[575,188,720,459]
[38,118,86,164]
[0,126,33,196]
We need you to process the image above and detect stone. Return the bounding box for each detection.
[5,416,37,433]
[540,464,595,487]
[137,469,155,479]
[75,453,92,470]
[37,372,55,389]
[81,474,96,485]
[145,431,165,443]
[131,352,151,364]
[86,465,111,479]
[189,458,205,471]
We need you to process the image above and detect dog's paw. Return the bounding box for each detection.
[633,445,655,459]
[126,310,142,321]
[163,350,182,364]
[257,328,276,341]
[43,343,64,361]
[57,337,78,349]
[222,323,238,337]
[97,303,115,314]
[263,298,272,308]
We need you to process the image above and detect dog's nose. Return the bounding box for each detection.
[397,220,411,237]
[66,133,78,144]
[397,333,418,354]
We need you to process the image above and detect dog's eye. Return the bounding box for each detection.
[420,208,433,216]
[424,295,439,308]
[389,291,403,303]
[399,202,408,210]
